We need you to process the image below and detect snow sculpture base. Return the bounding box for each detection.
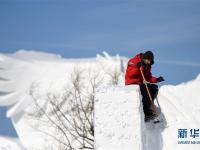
[95,85,142,150]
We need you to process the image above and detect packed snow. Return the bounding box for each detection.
[0,50,125,149]
[0,136,25,150]
[95,85,142,150]
[0,50,200,150]
[95,74,200,150]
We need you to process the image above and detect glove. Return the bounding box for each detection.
[157,76,164,82]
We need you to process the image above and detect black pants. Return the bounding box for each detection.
[139,83,158,117]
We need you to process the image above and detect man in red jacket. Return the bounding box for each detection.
[125,51,164,122]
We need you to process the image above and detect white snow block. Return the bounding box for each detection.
[95,85,142,150]
[0,136,25,150]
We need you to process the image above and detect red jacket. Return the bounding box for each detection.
[125,53,157,85]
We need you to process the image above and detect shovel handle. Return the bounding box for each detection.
[140,67,156,113]
[140,67,153,102]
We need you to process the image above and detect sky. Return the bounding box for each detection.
[0,0,200,137]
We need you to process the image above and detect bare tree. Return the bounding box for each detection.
[107,67,122,85]
[26,55,125,149]
[27,67,103,150]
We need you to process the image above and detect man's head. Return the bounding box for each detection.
[141,51,154,65]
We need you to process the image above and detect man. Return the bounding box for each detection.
[125,51,164,122]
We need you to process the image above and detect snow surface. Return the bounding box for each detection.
[95,85,142,150]
[0,50,200,150]
[0,50,125,149]
[95,75,200,150]
[0,136,25,150]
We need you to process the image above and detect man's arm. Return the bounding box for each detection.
[145,67,157,83]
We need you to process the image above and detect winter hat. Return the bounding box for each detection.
[142,51,154,62]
